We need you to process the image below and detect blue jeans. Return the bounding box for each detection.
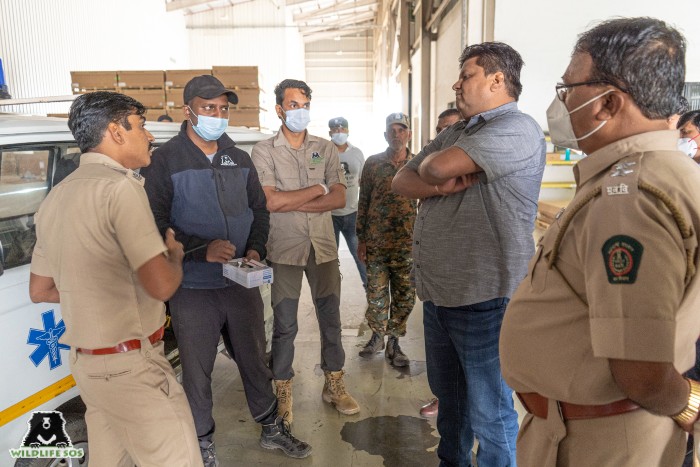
[424,299,518,467]
[332,212,367,287]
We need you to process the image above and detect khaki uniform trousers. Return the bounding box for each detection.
[71,340,202,467]
[517,398,685,467]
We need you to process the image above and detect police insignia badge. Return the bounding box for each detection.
[601,235,643,284]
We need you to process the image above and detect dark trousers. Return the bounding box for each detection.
[169,284,277,443]
[270,246,344,380]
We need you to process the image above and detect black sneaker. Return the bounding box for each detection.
[386,336,409,367]
[260,416,312,458]
[199,441,219,467]
[359,332,384,357]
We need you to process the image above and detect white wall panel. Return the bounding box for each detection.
[494,0,700,129]
[187,27,306,95]
[433,3,461,116]
[0,0,187,116]
[185,0,306,111]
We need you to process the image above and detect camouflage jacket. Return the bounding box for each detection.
[357,149,416,251]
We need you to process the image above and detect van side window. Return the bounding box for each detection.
[53,147,81,186]
[0,148,52,270]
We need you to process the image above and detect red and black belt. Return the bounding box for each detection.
[76,326,165,355]
[517,392,640,421]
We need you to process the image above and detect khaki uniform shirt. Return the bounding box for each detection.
[501,131,700,404]
[251,129,346,266]
[30,152,167,349]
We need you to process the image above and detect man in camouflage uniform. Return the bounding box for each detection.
[356,113,417,367]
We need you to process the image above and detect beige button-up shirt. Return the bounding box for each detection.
[30,152,167,349]
[501,131,700,404]
[251,129,346,266]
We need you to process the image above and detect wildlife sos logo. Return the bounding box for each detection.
[9,411,84,459]
[310,151,324,165]
[220,154,237,166]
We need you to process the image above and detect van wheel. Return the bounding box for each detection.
[14,415,89,467]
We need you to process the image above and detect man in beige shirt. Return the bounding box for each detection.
[500,18,700,466]
[251,79,360,425]
[29,92,202,466]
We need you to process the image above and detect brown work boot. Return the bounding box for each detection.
[386,336,409,367]
[322,370,360,415]
[274,379,293,424]
[359,332,384,357]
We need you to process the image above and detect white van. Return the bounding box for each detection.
[0,114,269,466]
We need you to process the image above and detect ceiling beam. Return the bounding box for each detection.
[299,11,375,30]
[294,0,378,22]
[302,22,376,42]
[166,0,215,12]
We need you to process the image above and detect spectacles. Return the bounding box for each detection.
[555,80,627,102]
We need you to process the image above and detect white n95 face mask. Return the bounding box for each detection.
[283,108,311,133]
[546,89,613,150]
[678,137,699,158]
[331,133,348,145]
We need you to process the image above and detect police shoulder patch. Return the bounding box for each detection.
[601,235,643,284]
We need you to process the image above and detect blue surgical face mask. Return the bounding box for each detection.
[331,132,348,145]
[283,108,311,133]
[188,106,228,141]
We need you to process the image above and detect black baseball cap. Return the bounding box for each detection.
[183,75,238,105]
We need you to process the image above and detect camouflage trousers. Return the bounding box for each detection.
[365,250,416,337]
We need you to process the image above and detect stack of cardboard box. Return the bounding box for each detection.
[165,69,212,123]
[117,71,167,122]
[69,67,266,127]
[70,71,118,93]
[212,66,265,128]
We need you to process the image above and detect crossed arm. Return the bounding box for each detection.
[262,183,346,213]
[392,145,482,199]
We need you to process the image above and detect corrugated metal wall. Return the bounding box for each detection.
[0,0,187,116]
[304,33,384,154]
[185,0,306,129]
[186,1,306,91]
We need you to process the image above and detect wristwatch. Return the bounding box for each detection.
[672,378,700,425]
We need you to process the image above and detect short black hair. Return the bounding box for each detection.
[458,42,524,100]
[438,108,460,119]
[677,110,700,130]
[274,79,312,106]
[157,114,173,122]
[68,92,145,152]
[574,17,686,120]
[674,96,690,116]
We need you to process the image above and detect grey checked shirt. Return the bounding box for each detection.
[406,102,545,307]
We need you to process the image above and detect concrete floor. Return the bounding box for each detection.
[209,240,525,466]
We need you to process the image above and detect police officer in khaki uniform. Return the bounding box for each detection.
[251,79,360,425]
[29,92,202,466]
[499,18,700,466]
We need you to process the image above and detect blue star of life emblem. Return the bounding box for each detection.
[27,310,70,370]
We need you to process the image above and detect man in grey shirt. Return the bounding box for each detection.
[329,117,367,288]
[393,42,545,467]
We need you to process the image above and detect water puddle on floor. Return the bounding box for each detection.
[340,415,439,466]
[392,360,426,378]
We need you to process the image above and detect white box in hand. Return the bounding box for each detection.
[223,258,274,288]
